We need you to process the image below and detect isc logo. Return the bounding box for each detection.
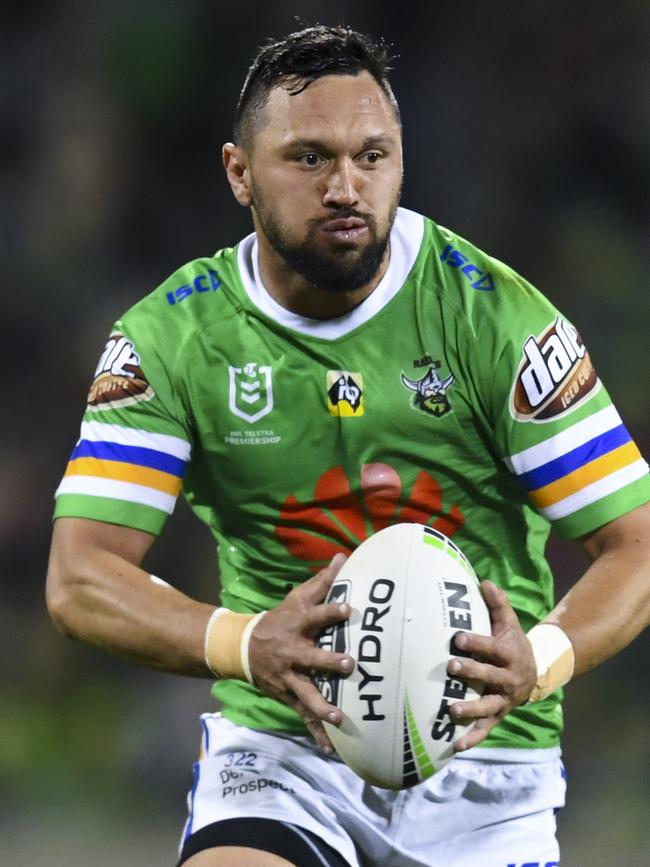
[506,862,559,867]
[439,243,495,291]
[166,270,222,305]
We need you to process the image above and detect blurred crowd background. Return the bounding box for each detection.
[2,2,648,865]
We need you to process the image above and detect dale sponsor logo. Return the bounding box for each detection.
[228,361,274,423]
[87,333,154,410]
[327,371,364,416]
[401,356,455,418]
[510,317,599,423]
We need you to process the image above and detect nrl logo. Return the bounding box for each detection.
[228,361,274,423]
[401,358,455,418]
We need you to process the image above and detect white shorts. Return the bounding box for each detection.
[180,714,565,867]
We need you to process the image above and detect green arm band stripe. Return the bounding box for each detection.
[53,494,168,535]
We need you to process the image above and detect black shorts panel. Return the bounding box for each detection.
[178,817,352,866]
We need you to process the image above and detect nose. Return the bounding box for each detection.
[322,158,360,208]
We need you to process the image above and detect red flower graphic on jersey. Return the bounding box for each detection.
[276,463,464,568]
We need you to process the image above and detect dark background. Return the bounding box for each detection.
[2,2,648,864]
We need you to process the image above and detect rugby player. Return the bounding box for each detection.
[46,25,650,867]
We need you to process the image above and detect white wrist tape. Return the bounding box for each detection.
[240,611,268,685]
[203,607,230,678]
[526,623,575,703]
[204,607,267,684]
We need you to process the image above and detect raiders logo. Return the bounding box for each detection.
[401,359,455,418]
[509,317,599,422]
[87,333,154,411]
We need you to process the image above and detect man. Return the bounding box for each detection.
[46,24,650,867]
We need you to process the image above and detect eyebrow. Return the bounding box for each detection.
[281,134,397,153]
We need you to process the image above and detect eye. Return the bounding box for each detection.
[299,153,323,167]
[360,151,383,166]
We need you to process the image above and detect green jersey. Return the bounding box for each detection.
[54,207,650,750]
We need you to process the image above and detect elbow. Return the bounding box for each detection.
[45,562,87,640]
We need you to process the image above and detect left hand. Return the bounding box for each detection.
[447,580,536,752]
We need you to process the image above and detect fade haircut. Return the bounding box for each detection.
[233,24,400,150]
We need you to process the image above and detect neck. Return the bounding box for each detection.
[254,229,391,321]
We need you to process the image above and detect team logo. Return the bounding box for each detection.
[510,316,599,423]
[401,357,455,417]
[327,371,364,416]
[228,362,274,423]
[87,333,154,410]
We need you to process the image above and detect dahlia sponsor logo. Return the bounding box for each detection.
[401,357,455,417]
[327,370,364,416]
[228,362,274,423]
[510,317,599,423]
[87,333,154,410]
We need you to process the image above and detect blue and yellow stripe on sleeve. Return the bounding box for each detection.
[54,420,191,533]
[506,406,649,530]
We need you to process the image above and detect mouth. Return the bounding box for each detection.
[320,217,369,244]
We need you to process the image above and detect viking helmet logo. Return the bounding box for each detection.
[401,363,455,417]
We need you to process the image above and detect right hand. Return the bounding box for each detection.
[247,553,354,751]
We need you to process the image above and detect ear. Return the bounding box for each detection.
[223,143,252,207]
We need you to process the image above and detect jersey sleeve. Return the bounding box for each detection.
[54,307,192,536]
[468,255,650,539]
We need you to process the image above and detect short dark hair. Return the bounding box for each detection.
[233,24,399,149]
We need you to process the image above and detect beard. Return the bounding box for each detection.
[250,185,398,294]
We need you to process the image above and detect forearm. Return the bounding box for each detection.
[47,521,353,751]
[46,522,215,677]
[448,505,650,748]
[544,506,650,677]
[545,546,650,677]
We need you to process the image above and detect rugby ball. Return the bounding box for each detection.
[314,523,490,790]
